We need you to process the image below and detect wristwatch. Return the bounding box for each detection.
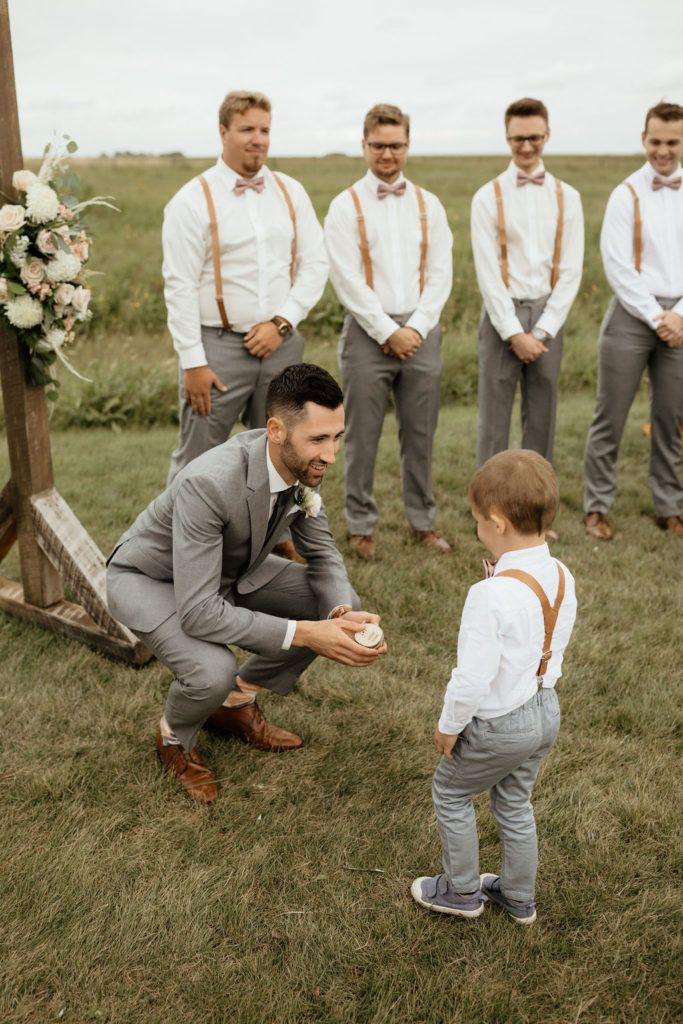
[531,326,552,343]
[270,315,292,338]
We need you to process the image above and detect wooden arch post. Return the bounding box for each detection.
[0,1,150,664]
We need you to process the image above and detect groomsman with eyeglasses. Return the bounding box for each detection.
[471,98,584,497]
[324,103,454,559]
[162,91,328,556]
[583,101,683,540]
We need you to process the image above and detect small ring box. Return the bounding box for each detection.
[354,623,384,649]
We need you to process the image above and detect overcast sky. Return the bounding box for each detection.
[8,0,683,158]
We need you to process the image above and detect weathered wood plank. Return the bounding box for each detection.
[0,479,16,561]
[31,487,134,642]
[0,577,152,665]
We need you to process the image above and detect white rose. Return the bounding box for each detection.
[45,250,81,283]
[26,182,60,224]
[20,257,46,288]
[5,294,44,329]
[36,229,58,256]
[0,278,8,302]
[70,286,91,319]
[54,283,75,307]
[0,204,26,233]
[12,169,38,192]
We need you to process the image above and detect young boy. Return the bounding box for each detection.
[411,450,577,924]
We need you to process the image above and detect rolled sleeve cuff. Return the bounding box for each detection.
[406,310,431,338]
[178,341,208,370]
[438,710,470,735]
[282,620,297,650]
[673,299,683,318]
[376,312,401,345]
[279,299,305,331]
[534,314,558,339]
[500,315,525,340]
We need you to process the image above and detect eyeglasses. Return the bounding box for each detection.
[506,134,547,146]
[366,142,408,153]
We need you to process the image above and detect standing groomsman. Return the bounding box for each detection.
[162,91,328,561]
[324,103,453,559]
[584,101,683,540]
[471,98,584,479]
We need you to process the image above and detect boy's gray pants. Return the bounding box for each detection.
[432,687,560,902]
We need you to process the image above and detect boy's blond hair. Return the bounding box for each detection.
[469,450,559,535]
[219,91,271,128]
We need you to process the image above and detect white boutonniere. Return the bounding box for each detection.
[294,485,322,518]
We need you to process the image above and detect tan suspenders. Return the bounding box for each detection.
[622,181,642,272]
[197,172,298,330]
[348,183,429,293]
[496,563,566,684]
[492,176,565,290]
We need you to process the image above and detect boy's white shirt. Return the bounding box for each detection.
[439,543,577,735]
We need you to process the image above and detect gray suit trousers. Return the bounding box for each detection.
[339,314,442,534]
[476,297,564,466]
[167,326,304,485]
[583,298,683,517]
[120,561,336,752]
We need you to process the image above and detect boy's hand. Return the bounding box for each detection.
[434,729,459,759]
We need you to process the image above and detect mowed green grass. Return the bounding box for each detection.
[1,394,682,1024]
[17,151,642,430]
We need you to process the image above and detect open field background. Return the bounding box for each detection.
[1,156,682,1022]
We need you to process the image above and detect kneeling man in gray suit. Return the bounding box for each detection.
[107,364,385,804]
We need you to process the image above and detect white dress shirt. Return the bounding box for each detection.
[600,161,683,329]
[324,170,453,344]
[162,159,329,369]
[470,160,584,340]
[438,544,577,735]
[265,446,298,650]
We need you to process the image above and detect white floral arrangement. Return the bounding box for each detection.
[294,485,322,518]
[0,137,117,399]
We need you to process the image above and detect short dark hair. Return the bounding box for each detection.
[644,101,683,132]
[265,363,343,421]
[504,97,549,129]
[363,103,410,140]
[469,450,560,536]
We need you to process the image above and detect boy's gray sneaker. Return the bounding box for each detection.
[411,873,486,919]
[480,873,537,924]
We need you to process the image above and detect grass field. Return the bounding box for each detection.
[3,152,645,431]
[1,391,682,1023]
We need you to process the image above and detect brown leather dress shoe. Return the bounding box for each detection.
[155,728,218,805]
[273,540,306,563]
[655,515,683,536]
[203,701,304,752]
[349,534,376,559]
[584,511,613,541]
[413,530,452,553]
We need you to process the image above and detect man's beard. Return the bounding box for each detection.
[280,437,324,488]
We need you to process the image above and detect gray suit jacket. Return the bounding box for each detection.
[106,430,354,660]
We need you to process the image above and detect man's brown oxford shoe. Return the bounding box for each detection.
[656,515,683,537]
[203,701,304,752]
[155,728,218,805]
[348,534,376,559]
[273,540,306,563]
[584,512,613,541]
[413,530,452,554]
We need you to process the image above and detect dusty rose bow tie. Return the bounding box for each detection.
[516,171,545,187]
[652,176,682,191]
[377,181,407,199]
[234,176,265,196]
[483,558,498,579]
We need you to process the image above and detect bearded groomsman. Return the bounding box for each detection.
[471,98,584,483]
[324,103,453,559]
[162,91,328,557]
[583,101,683,540]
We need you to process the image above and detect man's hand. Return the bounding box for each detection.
[293,613,387,667]
[383,327,422,360]
[433,729,459,760]
[184,365,227,416]
[244,321,284,358]
[508,332,549,364]
[654,310,683,347]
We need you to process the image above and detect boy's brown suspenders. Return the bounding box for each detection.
[622,181,642,272]
[348,183,429,293]
[496,562,566,686]
[197,172,298,331]
[492,176,565,290]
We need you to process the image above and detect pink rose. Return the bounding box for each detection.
[70,239,89,261]
[0,204,26,233]
[54,283,76,307]
[58,204,75,222]
[12,169,38,192]
[20,257,46,288]
[36,229,58,256]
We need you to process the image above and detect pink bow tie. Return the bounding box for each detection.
[652,176,682,191]
[483,558,498,579]
[234,176,265,196]
[516,171,545,187]
[377,181,407,199]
